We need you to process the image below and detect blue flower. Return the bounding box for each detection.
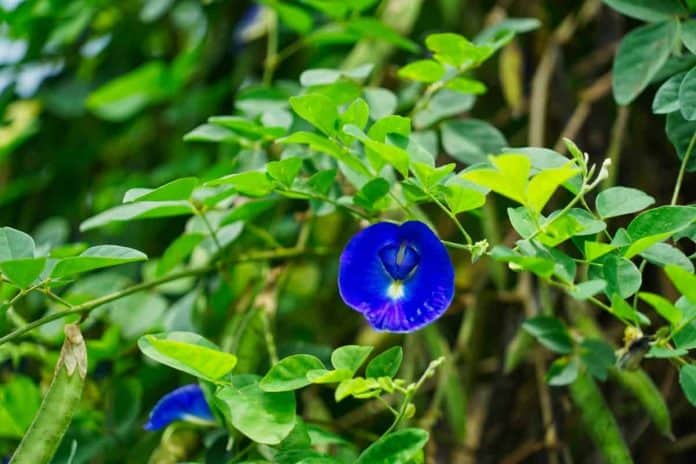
[338,221,455,333]
[233,4,268,48]
[144,384,215,431]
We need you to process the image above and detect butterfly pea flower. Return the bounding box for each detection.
[144,384,215,431]
[233,3,271,48]
[339,221,455,333]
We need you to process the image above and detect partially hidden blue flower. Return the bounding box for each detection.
[144,384,215,431]
[338,221,455,333]
[233,3,271,49]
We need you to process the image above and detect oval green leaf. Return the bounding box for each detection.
[138,331,237,382]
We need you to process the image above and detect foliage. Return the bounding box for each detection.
[0,0,695,463]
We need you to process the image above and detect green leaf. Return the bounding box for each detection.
[306,170,337,196]
[522,316,573,354]
[546,357,579,386]
[268,158,303,187]
[580,339,616,381]
[340,98,370,133]
[363,87,397,119]
[0,258,46,288]
[679,66,696,120]
[306,368,353,384]
[411,162,454,189]
[648,346,689,358]
[269,1,313,34]
[584,241,618,262]
[216,375,296,444]
[331,346,373,374]
[183,123,239,143]
[441,119,506,165]
[507,207,535,239]
[639,292,682,326]
[362,138,410,177]
[279,131,370,177]
[397,60,445,83]
[80,201,194,231]
[640,243,693,272]
[354,178,390,210]
[51,245,147,278]
[366,346,403,378]
[602,0,686,21]
[682,20,696,54]
[355,428,428,464]
[413,89,474,129]
[611,21,678,105]
[367,115,411,142]
[679,364,696,407]
[474,18,541,43]
[205,171,275,197]
[444,77,487,95]
[665,264,696,304]
[675,318,696,350]
[124,177,199,203]
[86,61,174,121]
[0,375,41,439]
[157,233,205,276]
[461,154,530,204]
[301,0,349,19]
[526,163,580,213]
[289,94,338,136]
[595,187,655,218]
[653,72,685,114]
[425,33,485,67]
[208,116,286,140]
[666,111,696,172]
[569,280,607,300]
[138,332,237,382]
[602,255,642,299]
[491,246,555,278]
[260,355,326,392]
[0,227,35,261]
[346,18,419,52]
[335,377,381,401]
[441,181,486,214]
[625,206,696,257]
[610,294,648,325]
[300,68,342,87]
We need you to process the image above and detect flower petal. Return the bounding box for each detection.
[144,384,214,431]
[338,221,454,333]
[339,222,399,314]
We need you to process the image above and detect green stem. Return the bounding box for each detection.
[427,192,472,245]
[274,39,304,67]
[198,210,223,252]
[41,290,75,309]
[671,131,696,205]
[384,389,414,435]
[262,9,279,85]
[280,188,372,220]
[260,310,279,365]
[383,356,444,435]
[0,247,329,346]
[525,182,588,242]
[442,240,469,250]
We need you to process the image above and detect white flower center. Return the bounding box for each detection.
[387,281,404,300]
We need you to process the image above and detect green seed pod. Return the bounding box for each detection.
[569,371,634,464]
[11,324,87,464]
[610,368,673,439]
